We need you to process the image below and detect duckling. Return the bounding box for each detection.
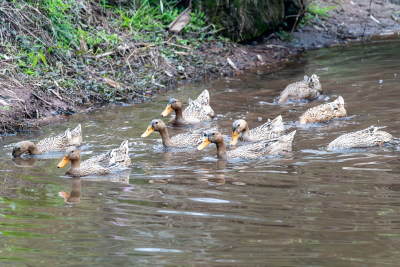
[161,89,215,126]
[12,124,82,158]
[198,131,296,159]
[229,115,285,146]
[327,125,393,150]
[57,140,131,177]
[299,96,347,124]
[279,74,322,103]
[141,119,212,148]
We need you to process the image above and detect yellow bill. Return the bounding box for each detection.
[161,104,172,117]
[229,131,239,146]
[197,138,211,150]
[141,125,154,137]
[57,156,70,168]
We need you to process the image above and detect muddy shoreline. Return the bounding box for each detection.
[1,0,399,135]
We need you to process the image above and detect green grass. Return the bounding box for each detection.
[308,2,335,17]
[2,0,225,104]
[299,1,336,28]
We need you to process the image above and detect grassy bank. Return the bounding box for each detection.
[1,0,251,133]
[1,0,228,102]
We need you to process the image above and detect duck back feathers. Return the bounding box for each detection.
[327,126,393,149]
[248,115,285,141]
[299,96,347,124]
[279,74,322,103]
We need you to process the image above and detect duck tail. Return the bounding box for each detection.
[281,130,296,142]
[335,96,345,105]
[70,124,82,146]
[195,89,210,105]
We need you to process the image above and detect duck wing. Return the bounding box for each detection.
[69,124,82,146]
[250,115,285,140]
[37,128,73,152]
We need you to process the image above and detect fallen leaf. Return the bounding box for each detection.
[227,57,239,71]
[168,7,191,34]
[104,77,121,90]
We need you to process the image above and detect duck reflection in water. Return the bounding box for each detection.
[59,177,81,204]
[198,159,227,186]
[12,157,38,167]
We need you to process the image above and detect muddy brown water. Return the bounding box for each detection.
[1,42,400,265]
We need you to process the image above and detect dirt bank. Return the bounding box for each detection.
[1,0,399,135]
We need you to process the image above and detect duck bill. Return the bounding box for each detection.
[229,131,239,146]
[141,125,154,137]
[161,104,172,117]
[197,138,211,151]
[57,156,70,168]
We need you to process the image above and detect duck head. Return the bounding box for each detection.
[197,131,224,150]
[161,98,182,117]
[141,119,167,137]
[58,147,80,168]
[12,141,39,158]
[229,119,249,146]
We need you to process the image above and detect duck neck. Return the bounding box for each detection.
[27,142,41,155]
[173,107,187,125]
[241,126,250,140]
[66,158,81,176]
[158,128,172,147]
[215,139,227,160]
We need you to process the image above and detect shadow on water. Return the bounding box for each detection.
[0,41,400,265]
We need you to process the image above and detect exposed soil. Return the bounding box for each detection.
[0,0,399,135]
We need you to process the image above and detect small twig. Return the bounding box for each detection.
[49,89,62,101]
[31,92,52,106]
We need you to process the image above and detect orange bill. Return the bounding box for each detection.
[161,104,172,117]
[57,156,70,168]
[141,125,154,137]
[59,191,70,198]
[197,137,211,151]
[229,131,239,146]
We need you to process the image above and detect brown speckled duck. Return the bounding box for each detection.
[279,74,322,103]
[12,124,82,157]
[141,119,213,148]
[229,115,285,146]
[57,140,131,177]
[327,125,393,150]
[299,96,347,124]
[160,89,215,126]
[198,131,296,159]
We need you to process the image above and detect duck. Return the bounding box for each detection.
[279,74,322,103]
[12,124,82,157]
[141,119,213,148]
[229,115,285,146]
[299,96,347,124]
[57,140,131,177]
[198,130,296,159]
[327,125,393,150]
[160,89,215,126]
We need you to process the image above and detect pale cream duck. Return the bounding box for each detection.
[12,124,82,157]
[229,115,285,145]
[279,74,322,103]
[57,140,131,177]
[327,125,393,150]
[299,96,347,124]
[161,89,215,126]
[141,119,213,148]
[198,131,296,160]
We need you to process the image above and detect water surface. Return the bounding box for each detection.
[1,42,400,266]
